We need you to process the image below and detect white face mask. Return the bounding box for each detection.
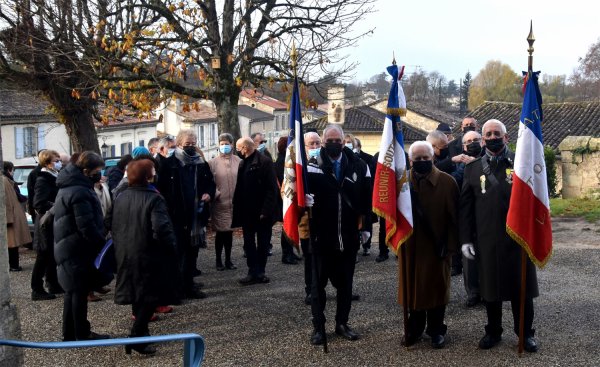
[167,148,175,157]
[53,161,63,171]
[344,143,354,150]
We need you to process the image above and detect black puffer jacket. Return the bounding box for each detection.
[53,164,105,292]
[112,186,178,305]
[307,147,372,254]
[33,169,59,251]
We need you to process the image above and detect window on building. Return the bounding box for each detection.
[210,123,217,146]
[121,142,133,156]
[15,126,38,159]
[139,140,145,147]
[199,126,205,148]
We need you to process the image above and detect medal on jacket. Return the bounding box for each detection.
[480,175,486,194]
[505,168,514,184]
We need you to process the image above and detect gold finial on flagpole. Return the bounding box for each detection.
[527,20,535,71]
[290,41,298,77]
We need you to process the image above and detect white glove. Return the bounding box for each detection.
[360,231,371,244]
[304,194,314,208]
[461,243,476,260]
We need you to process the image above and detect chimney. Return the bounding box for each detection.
[327,84,345,124]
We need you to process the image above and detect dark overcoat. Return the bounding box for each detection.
[33,170,59,251]
[111,186,178,305]
[398,167,459,310]
[459,150,539,302]
[231,150,278,229]
[53,164,105,292]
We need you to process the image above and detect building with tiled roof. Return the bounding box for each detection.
[468,101,600,150]
[369,99,461,134]
[304,104,428,155]
[239,89,288,113]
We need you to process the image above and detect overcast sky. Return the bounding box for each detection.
[347,0,599,83]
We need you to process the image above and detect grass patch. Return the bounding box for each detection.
[550,197,600,222]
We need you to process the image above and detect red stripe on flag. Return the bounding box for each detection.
[295,162,305,208]
[507,175,553,267]
[283,203,299,245]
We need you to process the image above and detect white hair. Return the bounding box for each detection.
[482,119,507,135]
[462,131,482,143]
[323,124,344,140]
[304,131,321,141]
[426,130,448,145]
[408,141,434,160]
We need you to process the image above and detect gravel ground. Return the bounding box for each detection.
[7,217,600,367]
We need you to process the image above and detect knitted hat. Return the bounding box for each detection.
[436,123,452,134]
[131,146,150,158]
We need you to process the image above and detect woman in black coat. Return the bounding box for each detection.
[111,159,177,355]
[53,152,108,341]
[31,149,62,300]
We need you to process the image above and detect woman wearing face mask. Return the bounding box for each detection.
[208,133,242,271]
[31,149,63,301]
[54,151,109,341]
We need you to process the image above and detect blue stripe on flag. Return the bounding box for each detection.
[520,72,544,144]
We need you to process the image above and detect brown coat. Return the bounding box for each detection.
[208,154,241,232]
[398,167,459,311]
[3,176,32,248]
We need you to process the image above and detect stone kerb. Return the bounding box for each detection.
[559,136,600,199]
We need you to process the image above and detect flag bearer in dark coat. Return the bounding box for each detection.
[459,119,539,353]
[306,124,371,345]
[157,129,215,300]
[112,159,178,355]
[231,137,279,285]
[398,141,459,349]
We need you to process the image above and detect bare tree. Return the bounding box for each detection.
[99,0,376,138]
[569,37,600,101]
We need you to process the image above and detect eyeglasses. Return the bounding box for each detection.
[260,140,267,144]
[463,138,481,145]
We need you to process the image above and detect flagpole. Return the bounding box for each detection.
[291,42,328,353]
[518,21,535,356]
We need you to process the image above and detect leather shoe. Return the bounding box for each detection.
[351,294,360,301]
[239,275,258,286]
[335,324,359,341]
[431,334,446,349]
[451,267,462,276]
[282,257,298,265]
[184,288,207,299]
[401,334,419,347]
[375,254,389,263]
[479,333,501,349]
[362,248,370,256]
[9,266,23,272]
[304,294,311,305]
[466,296,481,308]
[85,331,110,340]
[225,261,237,270]
[257,276,270,284]
[311,330,324,345]
[524,336,538,353]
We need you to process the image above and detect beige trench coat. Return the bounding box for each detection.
[3,175,32,248]
[208,153,241,232]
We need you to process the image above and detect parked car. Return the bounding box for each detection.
[14,165,37,239]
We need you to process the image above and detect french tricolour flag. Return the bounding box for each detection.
[282,77,307,248]
[506,71,552,268]
[372,64,413,254]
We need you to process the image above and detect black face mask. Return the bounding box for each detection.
[437,147,449,160]
[183,146,197,156]
[485,138,505,153]
[465,142,482,157]
[236,150,244,159]
[463,126,476,134]
[324,142,343,159]
[89,172,102,184]
[412,160,433,175]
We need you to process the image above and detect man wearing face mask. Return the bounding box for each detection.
[399,141,459,349]
[426,130,456,177]
[449,117,480,160]
[251,132,273,161]
[305,124,371,345]
[157,129,216,301]
[459,119,539,352]
[232,137,278,285]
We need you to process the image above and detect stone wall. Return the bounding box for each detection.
[558,136,600,199]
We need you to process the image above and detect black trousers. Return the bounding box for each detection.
[378,217,389,256]
[462,256,480,298]
[8,247,19,269]
[280,232,295,260]
[242,222,271,278]
[407,305,447,338]
[215,231,233,264]
[31,249,59,292]
[131,302,157,337]
[485,298,535,338]
[311,247,357,328]
[174,229,196,295]
[300,238,312,296]
[62,290,91,341]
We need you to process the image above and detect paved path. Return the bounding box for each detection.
[8,218,600,366]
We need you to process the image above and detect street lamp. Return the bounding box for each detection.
[100,136,109,157]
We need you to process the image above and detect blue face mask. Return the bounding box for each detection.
[219,144,232,155]
[257,143,266,153]
[344,143,354,150]
[167,148,175,157]
[308,148,321,158]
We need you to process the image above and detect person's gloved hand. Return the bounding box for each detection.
[461,243,476,260]
[304,194,314,208]
[360,231,371,244]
